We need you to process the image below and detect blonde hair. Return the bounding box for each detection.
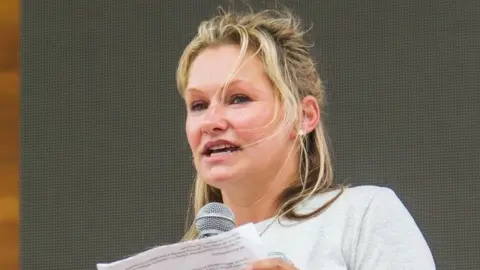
[176,7,345,241]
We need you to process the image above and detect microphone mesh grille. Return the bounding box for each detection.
[195,202,236,235]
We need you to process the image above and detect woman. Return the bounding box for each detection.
[175,8,435,270]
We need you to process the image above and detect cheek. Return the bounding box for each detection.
[228,107,276,141]
[185,117,201,150]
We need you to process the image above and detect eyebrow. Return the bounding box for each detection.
[186,79,257,93]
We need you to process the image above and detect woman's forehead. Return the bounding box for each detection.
[188,46,265,84]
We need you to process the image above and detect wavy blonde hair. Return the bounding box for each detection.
[176,8,345,241]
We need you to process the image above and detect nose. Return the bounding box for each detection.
[200,105,228,135]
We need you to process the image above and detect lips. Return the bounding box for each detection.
[202,140,241,157]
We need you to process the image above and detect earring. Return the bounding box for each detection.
[298,129,305,136]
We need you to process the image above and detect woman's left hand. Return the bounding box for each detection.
[244,258,298,269]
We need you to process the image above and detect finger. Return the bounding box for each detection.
[245,258,295,269]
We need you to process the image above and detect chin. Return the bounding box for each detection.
[201,169,242,189]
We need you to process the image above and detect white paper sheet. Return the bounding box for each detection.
[96,223,268,270]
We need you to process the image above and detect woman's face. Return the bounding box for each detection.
[184,44,296,189]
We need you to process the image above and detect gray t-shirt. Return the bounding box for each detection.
[255,185,436,269]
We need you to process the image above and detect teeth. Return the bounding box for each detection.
[209,144,235,151]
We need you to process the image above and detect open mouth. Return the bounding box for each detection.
[203,144,241,157]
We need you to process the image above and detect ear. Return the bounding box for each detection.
[299,95,320,135]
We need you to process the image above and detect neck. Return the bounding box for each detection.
[220,169,296,226]
[222,189,279,226]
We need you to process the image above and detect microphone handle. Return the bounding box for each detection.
[198,229,224,239]
[267,251,292,263]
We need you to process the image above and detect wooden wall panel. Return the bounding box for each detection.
[0,0,20,71]
[0,0,20,269]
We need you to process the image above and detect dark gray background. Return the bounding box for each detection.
[21,0,479,269]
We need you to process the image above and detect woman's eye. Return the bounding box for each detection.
[229,94,251,105]
[190,101,208,111]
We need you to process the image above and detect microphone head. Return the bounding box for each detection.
[195,202,236,238]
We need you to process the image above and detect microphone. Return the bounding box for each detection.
[194,202,236,238]
[194,203,293,264]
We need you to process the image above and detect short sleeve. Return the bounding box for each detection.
[352,187,436,270]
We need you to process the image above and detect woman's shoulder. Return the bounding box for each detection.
[298,185,406,219]
[304,184,398,206]
[289,185,435,268]
[338,184,396,200]
[341,185,401,206]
